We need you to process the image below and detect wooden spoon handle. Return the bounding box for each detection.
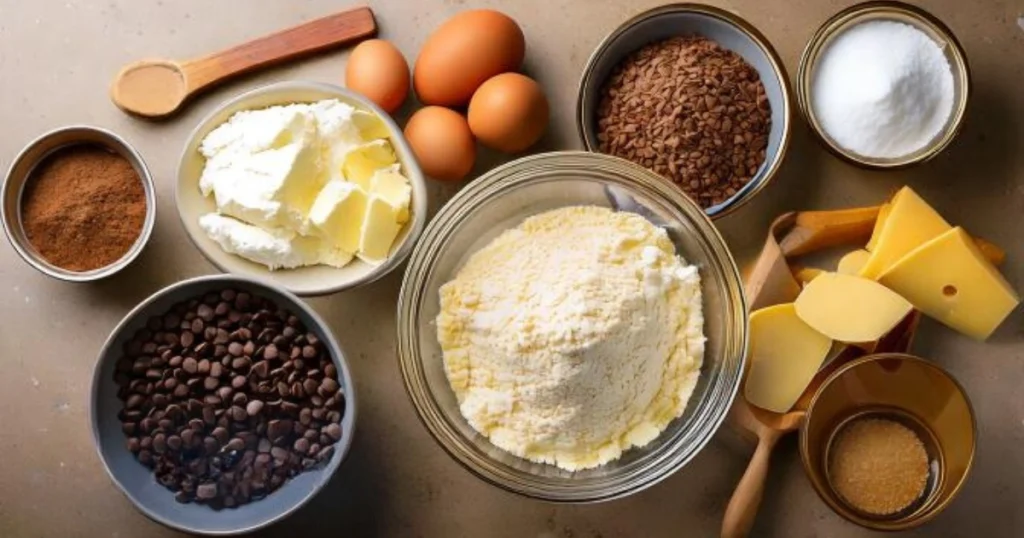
[721,435,779,538]
[181,6,377,92]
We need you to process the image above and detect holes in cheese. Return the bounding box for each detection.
[859,187,950,279]
[879,227,1020,340]
[837,249,871,275]
[795,272,913,343]
[745,304,832,413]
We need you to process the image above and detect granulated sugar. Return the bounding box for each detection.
[436,206,705,471]
[811,20,954,158]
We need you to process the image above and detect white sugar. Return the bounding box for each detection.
[811,20,954,159]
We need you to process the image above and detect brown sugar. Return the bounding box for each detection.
[21,145,146,272]
[828,417,929,515]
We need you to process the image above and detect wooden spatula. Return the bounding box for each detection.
[110,6,377,119]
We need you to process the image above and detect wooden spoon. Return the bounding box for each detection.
[722,402,805,538]
[110,6,377,118]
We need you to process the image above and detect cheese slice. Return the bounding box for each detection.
[795,272,913,343]
[859,187,950,279]
[308,181,367,253]
[357,195,404,264]
[879,227,1020,340]
[866,199,894,252]
[837,249,871,275]
[342,140,397,189]
[793,266,825,286]
[745,304,833,413]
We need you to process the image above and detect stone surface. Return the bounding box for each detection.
[1,0,1022,536]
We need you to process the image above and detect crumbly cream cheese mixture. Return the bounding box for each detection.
[437,206,705,471]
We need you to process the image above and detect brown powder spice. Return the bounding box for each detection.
[828,417,930,516]
[21,145,146,272]
[596,36,771,208]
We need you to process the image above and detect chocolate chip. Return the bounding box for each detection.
[246,400,264,417]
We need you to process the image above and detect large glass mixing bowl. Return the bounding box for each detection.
[396,151,748,502]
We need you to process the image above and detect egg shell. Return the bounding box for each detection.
[414,10,525,107]
[404,106,476,182]
[345,39,410,113]
[468,73,549,153]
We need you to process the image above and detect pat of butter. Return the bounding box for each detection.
[370,169,412,224]
[343,140,396,189]
[308,181,368,254]
[795,272,912,343]
[352,110,392,140]
[358,195,403,264]
[860,187,950,279]
[745,304,833,413]
[879,227,1020,340]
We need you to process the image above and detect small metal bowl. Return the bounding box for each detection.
[797,1,971,169]
[577,3,793,219]
[1,125,157,281]
[91,274,357,535]
[800,354,976,531]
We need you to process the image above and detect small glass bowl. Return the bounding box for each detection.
[800,354,976,531]
[396,151,748,502]
[797,1,971,169]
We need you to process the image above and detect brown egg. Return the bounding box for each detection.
[345,39,410,113]
[414,10,525,107]
[468,73,549,153]
[404,106,476,182]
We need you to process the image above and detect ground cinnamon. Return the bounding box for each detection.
[21,145,146,272]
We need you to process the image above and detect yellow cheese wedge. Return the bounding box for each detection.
[369,169,412,224]
[308,182,368,253]
[837,249,871,275]
[745,304,833,413]
[795,272,913,343]
[879,227,1020,340]
[357,195,403,264]
[859,187,950,279]
[342,140,397,189]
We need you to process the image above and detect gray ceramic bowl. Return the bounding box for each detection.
[1,125,156,281]
[90,275,357,535]
[577,3,793,219]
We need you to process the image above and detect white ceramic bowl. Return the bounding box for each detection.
[176,81,427,296]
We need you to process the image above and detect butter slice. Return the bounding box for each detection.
[308,181,367,254]
[795,272,913,343]
[859,187,950,279]
[370,169,412,223]
[879,227,1020,340]
[343,140,396,189]
[358,195,403,264]
[745,304,833,413]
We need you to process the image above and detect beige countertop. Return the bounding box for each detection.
[1,0,1022,536]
